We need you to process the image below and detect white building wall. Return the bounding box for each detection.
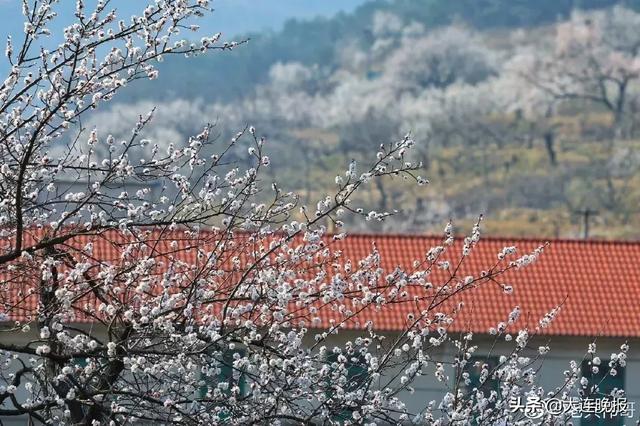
[2,328,639,425]
[393,335,640,425]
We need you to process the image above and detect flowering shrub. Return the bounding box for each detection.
[0,1,629,425]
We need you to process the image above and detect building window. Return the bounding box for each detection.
[326,352,368,421]
[200,349,247,399]
[581,359,625,426]
[457,356,500,425]
[462,356,500,398]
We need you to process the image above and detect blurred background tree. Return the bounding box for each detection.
[74,0,640,239]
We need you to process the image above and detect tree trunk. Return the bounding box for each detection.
[543,131,557,166]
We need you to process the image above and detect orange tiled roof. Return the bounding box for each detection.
[333,234,640,337]
[1,230,639,337]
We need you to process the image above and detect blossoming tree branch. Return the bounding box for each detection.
[0,1,629,425]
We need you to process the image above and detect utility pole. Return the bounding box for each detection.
[574,208,598,239]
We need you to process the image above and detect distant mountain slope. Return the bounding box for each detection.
[117,0,640,104]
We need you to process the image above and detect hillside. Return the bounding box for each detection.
[116,0,639,104]
[90,0,640,240]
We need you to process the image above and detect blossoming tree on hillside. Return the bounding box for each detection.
[0,1,629,425]
[528,6,640,137]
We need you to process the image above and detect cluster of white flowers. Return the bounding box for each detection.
[0,2,628,425]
